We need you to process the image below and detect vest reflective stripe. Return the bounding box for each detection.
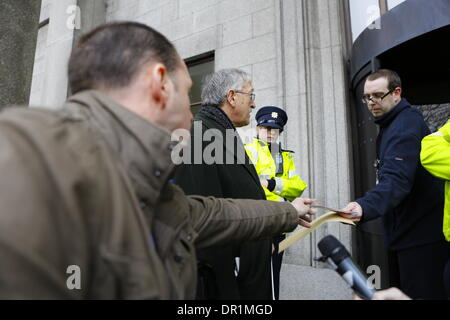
[445,183,450,241]
[288,169,297,179]
[274,177,284,194]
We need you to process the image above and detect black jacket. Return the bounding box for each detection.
[357,99,445,250]
[175,106,272,300]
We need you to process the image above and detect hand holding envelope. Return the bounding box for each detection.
[290,198,317,228]
[339,202,363,222]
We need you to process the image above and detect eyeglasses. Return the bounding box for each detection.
[233,90,256,102]
[362,89,393,104]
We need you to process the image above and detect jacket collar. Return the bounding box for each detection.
[196,106,263,190]
[65,90,176,208]
[374,98,411,128]
[197,105,236,131]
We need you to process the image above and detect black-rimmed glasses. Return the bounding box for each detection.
[362,89,393,104]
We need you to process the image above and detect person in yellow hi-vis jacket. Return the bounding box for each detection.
[245,106,307,300]
[421,120,450,297]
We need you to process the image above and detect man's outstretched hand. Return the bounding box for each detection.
[291,198,317,228]
[340,202,363,223]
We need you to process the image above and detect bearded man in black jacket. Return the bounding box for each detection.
[341,69,450,299]
[175,68,275,300]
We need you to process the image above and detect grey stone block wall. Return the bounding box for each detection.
[0,0,41,109]
[29,0,78,108]
[276,0,353,300]
[415,104,450,133]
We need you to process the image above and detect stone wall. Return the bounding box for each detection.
[0,0,41,108]
[29,0,78,109]
[415,104,450,133]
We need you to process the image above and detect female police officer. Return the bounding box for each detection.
[245,106,308,300]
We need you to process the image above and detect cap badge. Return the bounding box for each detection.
[272,112,278,119]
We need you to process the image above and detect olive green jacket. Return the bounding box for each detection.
[0,91,298,299]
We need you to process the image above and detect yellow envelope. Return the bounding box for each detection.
[278,211,355,253]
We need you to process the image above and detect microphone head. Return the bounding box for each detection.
[318,235,350,264]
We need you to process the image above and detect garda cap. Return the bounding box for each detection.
[255,106,288,131]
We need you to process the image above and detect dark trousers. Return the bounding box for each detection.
[445,258,450,298]
[272,235,286,300]
[389,241,450,299]
[196,238,272,300]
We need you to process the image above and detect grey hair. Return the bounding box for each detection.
[201,68,252,107]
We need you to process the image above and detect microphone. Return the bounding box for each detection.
[317,235,376,300]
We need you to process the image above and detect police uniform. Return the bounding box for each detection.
[245,106,307,300]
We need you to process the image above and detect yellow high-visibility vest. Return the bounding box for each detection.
[421,120,450,241]
[245,138,307,202]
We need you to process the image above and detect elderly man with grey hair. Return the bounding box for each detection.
[175,69,275,300]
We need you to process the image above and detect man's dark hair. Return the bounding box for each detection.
[366,69,402,91]
[68,22,180,94]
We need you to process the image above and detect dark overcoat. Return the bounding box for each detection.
[175,106,273,300]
